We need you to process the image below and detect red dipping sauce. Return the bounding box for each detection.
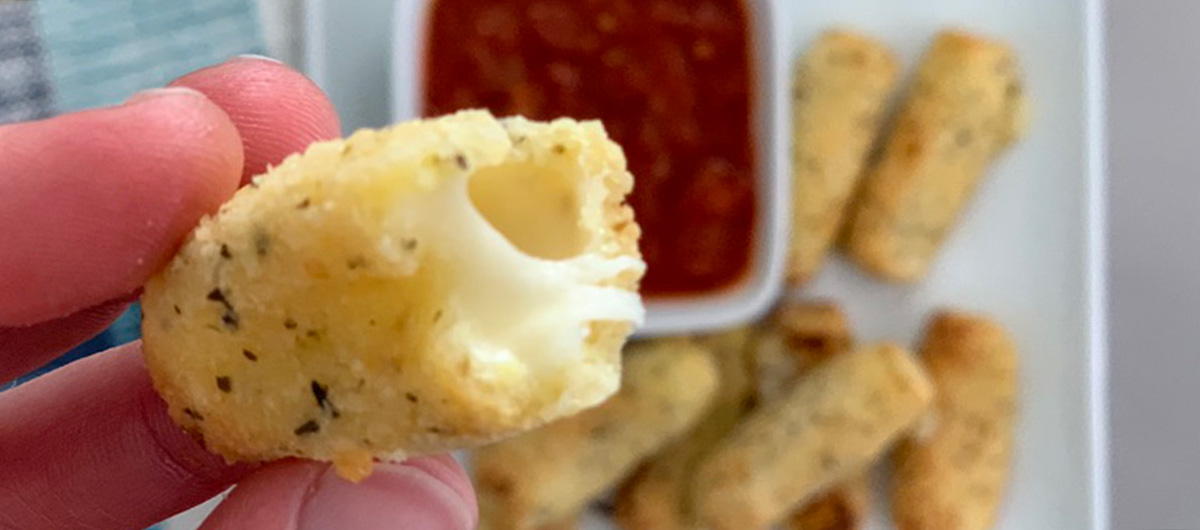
[424,0,757,297]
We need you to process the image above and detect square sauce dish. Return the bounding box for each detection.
[391,0,789,337]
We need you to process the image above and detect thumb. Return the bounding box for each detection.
[200,457,477,530]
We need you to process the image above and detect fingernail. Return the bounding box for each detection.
[125,86,206,105]
[236,53,283,64]
[405,454,477,507]
[298,460,477,530]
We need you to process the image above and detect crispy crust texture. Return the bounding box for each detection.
[474,339,718,530]
[892,311,1018,530]
[534,516,579,530]
[788,29,899,285]
[755,301,854,403]
[612,328,756,530]
[842,30,1027,282]
[693,344,933,530]
[788,473,871,530]
[753,301,872,530]
[141,110,644,479]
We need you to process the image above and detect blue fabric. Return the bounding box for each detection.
[36,0,267,112]
[0,1,55,123]
[12,304,143,385]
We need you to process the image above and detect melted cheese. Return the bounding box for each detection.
[389,171,644,375]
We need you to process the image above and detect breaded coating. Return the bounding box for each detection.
[754,302,872,530]
[788,473,872,530]
[535,516,579,530]
[613,327,756,530]
[475,340,719,530]
[788,30,899,285]
[755,301,853,402]
[843,30,1027,281]
[892,311,1019,530]
[694,344,933,530]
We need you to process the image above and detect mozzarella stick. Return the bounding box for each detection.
[474,340,719,530]
[613,327,756,530]
[536,516,579,530]
[693,344,933,530]
[891,311,1019,530]
[842,30,1027,282]
[755,302,853,403]
[788,30,899,285]
[788,473,872,530]
[757,302,871,530]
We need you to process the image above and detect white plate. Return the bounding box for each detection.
[475,0,1104,528]
[779,1,1108,528]
[194,2,1107,530]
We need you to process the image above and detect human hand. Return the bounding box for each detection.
[0,57,478,530]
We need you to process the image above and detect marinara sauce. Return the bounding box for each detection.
[424,0,756,297]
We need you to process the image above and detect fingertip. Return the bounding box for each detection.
[201,458,477,530]
[0,297,130,384]
[119,88,245,211]
[297,460,477,530]
[125,86,210,105]
[404,454,478,517]
[198,460,322,530]
[233,54,283,64]
[0,343,249,529]
[171,57,341,185]
[0,90,243,325]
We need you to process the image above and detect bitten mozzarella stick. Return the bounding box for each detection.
[474,340,719,530]
[788,30,899,285]
[140,110,645,481]
[891,311,1019,530]
[694,344,933,530]
[842,30,1027,282]
[613,327,756,530]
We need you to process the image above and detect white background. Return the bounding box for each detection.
[1107,1,1200,528]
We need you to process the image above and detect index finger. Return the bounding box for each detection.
[171,57,342,185]
[0,58,341,381]
[0,90,244,327]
